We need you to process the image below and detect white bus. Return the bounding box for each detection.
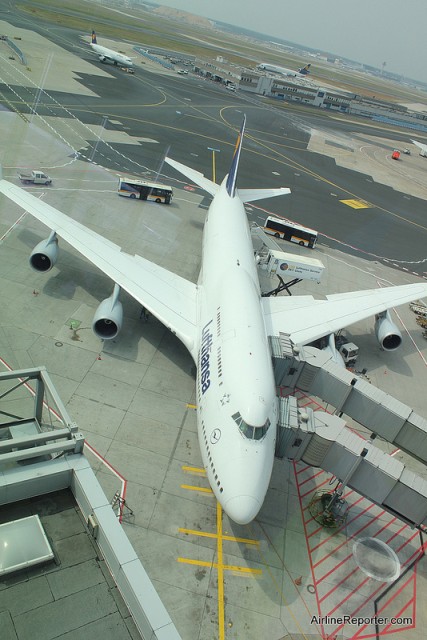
[118,178,173,204]
[263,215,318,249]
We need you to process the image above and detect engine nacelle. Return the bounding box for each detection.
[29,231,58,272]
[92,284,123,340]
[375,310,402,351]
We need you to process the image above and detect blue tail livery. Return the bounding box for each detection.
[225,116,246,197]
[298,63,311,75]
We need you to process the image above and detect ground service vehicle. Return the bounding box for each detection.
[118,178,173,204]
[392,149,401,160]
[263,216,318,249]
[18,170,52,185]
[335,335,359,367]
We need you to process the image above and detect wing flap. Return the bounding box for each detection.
[262,284,427,345]
[0,178,198,354]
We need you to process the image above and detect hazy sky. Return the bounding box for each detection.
[159,0,427,83]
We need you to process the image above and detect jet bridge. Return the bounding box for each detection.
[276,395,427,529]
[270,334,427,466]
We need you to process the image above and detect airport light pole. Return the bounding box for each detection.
[30,53,53,123]
[207,147,220,183]
[89,115,108,163]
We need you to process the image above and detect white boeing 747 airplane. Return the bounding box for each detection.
[89,31,133,67]
[1,118,427,524]
[256,62,311,77]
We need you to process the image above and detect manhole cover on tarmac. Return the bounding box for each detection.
[352,537,401,582]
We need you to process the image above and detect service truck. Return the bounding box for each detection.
[18,170,52,185]
[335,334,359,367]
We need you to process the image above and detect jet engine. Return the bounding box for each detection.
[29,231,58,272]
[375,310,402,351]
[92,284,123,340]
[98,55,106,62]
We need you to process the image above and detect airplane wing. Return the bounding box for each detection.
[0,175,198,355]
[261,284,427,345]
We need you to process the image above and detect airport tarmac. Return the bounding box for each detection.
[1,14,427,271]
[1,15,427,640]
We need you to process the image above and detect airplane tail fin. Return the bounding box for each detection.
[165,117,290,203]
[165,117,247,198]
[298,63,311,75]
[91,30,97,44]
[225,116,246,197]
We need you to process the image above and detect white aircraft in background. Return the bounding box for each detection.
[89,31,133,67]
[256,62,311,77]
[411,139,427,157]
[1,118,427,524]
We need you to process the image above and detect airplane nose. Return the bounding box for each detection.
[224,495,261,525]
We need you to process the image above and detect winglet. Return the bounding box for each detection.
[91,30,97,44]
[225,116,246,197]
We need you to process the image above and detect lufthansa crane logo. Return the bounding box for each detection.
[210,429,221,444]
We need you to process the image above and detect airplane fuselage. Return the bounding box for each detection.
[195,181,277,524]
[257,63,298,76]
[90,43,133,67]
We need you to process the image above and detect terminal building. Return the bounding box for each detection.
[189,55,427,130]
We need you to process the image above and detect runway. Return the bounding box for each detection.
[1,10,427,640]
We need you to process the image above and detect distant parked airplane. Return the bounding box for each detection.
[89,31,133,67]
[411,139,427,157]
[256,62,311,77]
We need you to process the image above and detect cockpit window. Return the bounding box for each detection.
[232,412,270,440]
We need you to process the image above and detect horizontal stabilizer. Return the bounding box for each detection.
[237,187,291,203]
[165,157,219,197]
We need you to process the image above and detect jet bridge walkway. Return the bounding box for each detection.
[270,334,427,466]
[275,394,427,530]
